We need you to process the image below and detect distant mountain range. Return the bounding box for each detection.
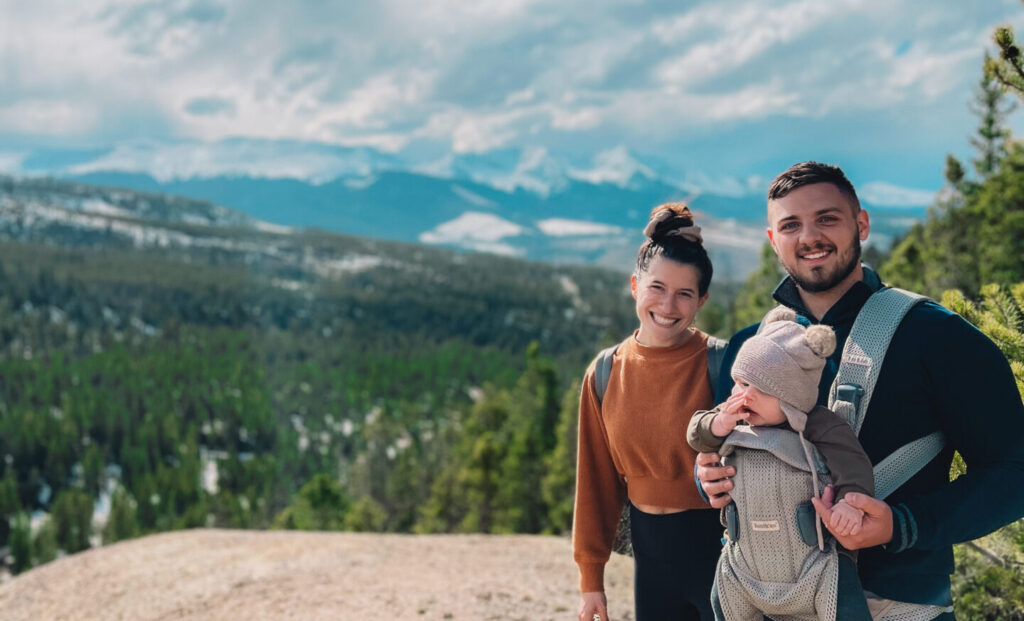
[8,139,930,280]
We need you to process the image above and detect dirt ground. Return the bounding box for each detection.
[0,529,637,621]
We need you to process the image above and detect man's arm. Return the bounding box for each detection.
[875,309,1024,552]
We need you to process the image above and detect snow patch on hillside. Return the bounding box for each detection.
[419,212,525,257]
[450,185,497,209]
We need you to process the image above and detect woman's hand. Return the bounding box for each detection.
[578,591,609,621]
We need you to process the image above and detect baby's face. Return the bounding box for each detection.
[730,378,787,426]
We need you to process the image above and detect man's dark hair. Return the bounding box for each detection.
[767,161,861,212]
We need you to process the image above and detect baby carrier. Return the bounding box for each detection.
[714,288,948,621]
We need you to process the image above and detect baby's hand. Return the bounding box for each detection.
[710,393,749,437]
[828,498,865,537]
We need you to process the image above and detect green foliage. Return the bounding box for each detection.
[953,546,1024,621]
[102,485,140,544]
[345,496,388,532]
[9,512,32,574]
[986,18,1024,99]
[272,473,349,531]
[32,517,57,566]
[941,284,1024,398]
[731,242,784,329]
[883,123,1024,299]
[941,282,1024,616]
[51,487,93,554]
[541,381,581,534]
[971,63,1016,177]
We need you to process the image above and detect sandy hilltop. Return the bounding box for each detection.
[0,529,636,621]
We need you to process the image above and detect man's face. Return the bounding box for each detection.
[766,183,869,294]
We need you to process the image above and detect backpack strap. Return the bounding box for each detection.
[826,287,947,500]
[706,336,728,393]
[593,335,728,404]
[592,344,619,404]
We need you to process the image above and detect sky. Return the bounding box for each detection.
[2,0,1023,202]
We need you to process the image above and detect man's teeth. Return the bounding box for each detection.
[803,250,829,259]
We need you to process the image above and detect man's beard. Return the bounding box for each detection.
[785,234,862,294]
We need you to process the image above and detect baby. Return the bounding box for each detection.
[688,307,875,621]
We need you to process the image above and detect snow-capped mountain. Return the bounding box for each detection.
[3,139,929,279]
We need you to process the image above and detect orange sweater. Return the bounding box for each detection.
[572,330,715,592]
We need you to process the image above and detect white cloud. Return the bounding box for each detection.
[860,181,936,207]
[1,1,1020,187]
[653,0,854,88]
[536,219,622,237]
[0,101,100,136]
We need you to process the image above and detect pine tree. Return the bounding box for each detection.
[102,485,140,544]
[541,381,581,534]
[271,473,349,531]
[51,488,93,554]
[731,243,784,328]
[344,495,388,532]
[493,343,560,533]
[32,517,57,565]
[971,62,1015,178]
[9,512,32,574]
[986,19,1024,99]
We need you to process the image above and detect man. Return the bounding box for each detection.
[697,161,1024,619]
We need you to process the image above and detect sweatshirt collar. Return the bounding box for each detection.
[771,264,884,325]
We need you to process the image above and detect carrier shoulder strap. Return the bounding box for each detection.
[827,287,946,499]
[593,335,728,404]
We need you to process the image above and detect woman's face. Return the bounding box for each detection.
[630,255,708,348]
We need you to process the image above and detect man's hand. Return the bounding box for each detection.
[811,485,893,549]
[578,591,609,621]
[695,451,735,509]
[710,393,749,437]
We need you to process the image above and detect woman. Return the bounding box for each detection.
[574,203,724,621]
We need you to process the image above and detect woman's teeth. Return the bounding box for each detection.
[651,313,678,326]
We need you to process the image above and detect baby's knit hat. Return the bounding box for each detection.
[731,307,836,432]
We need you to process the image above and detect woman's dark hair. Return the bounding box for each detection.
[635,202,713,296]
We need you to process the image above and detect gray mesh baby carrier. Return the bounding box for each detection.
[714,288,949,621]
[716,426,838,621]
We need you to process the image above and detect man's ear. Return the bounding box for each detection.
[630,273,638,300]
[857,209,870,242]
[766,225,778,254]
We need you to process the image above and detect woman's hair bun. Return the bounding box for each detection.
[804,325,837,358]
[643,202,701,243]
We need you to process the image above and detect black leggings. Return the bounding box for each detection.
[630,503,723,621]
